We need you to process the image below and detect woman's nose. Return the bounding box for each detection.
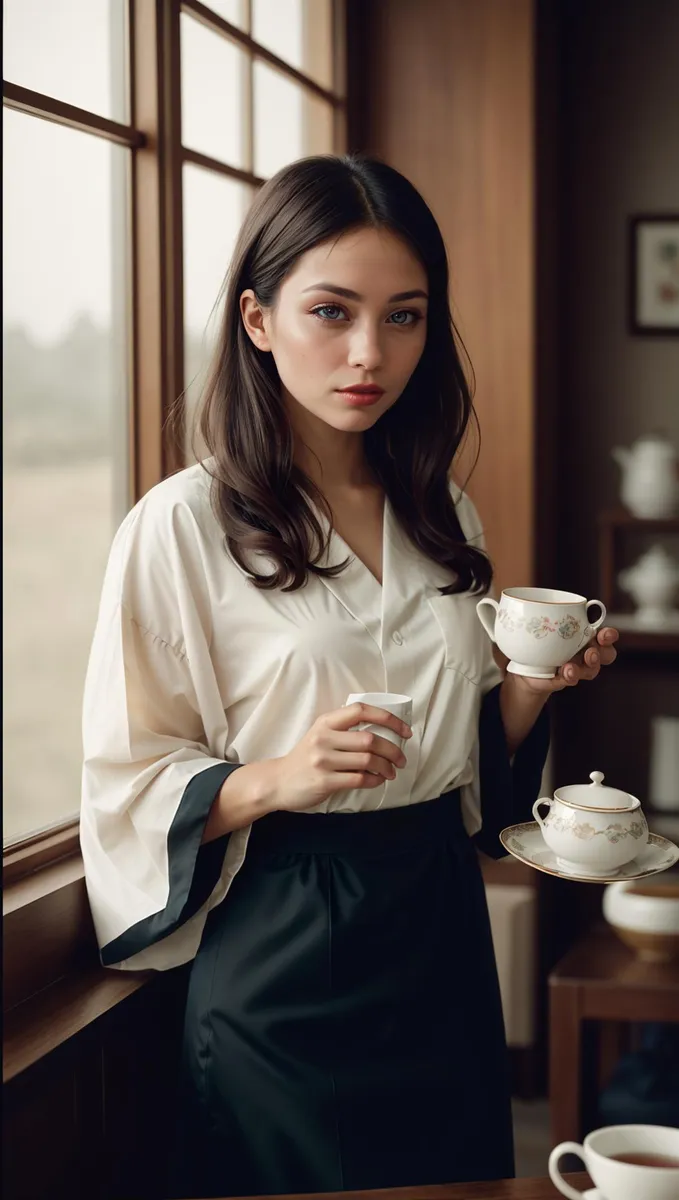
[347,323,383,371]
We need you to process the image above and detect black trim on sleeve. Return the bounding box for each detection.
[101,761,242,966]
[472,684,551,860]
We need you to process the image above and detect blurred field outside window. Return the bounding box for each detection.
[3,1,130,847]
[3,0,343,850]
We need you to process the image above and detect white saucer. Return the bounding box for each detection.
[498,823,679,883]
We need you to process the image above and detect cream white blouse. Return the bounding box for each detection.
[81,461,503,972]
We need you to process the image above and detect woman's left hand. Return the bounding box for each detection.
[516,626,619,695]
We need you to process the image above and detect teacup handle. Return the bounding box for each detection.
[532,797,552,828]
[578,599,607,649]
[548,1142,588,1199]
[476,597,499,642]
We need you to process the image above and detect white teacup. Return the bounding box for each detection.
[345,692,413,751]
[476,587,607,678]
[549,1123,679,1199]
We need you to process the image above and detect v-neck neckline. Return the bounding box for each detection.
[311,495,388,649]
[328,494,386,589]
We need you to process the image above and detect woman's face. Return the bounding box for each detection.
[240,226,429,434]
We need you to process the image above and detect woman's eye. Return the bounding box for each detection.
[312,304,346,322]
[387,310,420,326]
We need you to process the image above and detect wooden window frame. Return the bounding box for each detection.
[3,0,346,1022]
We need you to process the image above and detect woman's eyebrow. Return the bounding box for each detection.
[301,283,428,302]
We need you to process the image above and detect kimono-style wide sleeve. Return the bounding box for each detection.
[454,490,551,858]
[80,490,242,970]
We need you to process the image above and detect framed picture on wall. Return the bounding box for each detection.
[629,214,679,336]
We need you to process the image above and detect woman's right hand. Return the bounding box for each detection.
[266,702,413,813]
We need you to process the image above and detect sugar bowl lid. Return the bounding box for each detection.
[554,771,640,811]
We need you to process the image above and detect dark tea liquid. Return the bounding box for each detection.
[610,1152,679,1168]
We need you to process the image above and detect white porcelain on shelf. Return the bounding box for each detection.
[612,432,679,518]
[603,877,679,962]
[618,545,679,627]
[498,823,679,884]
[650,716,679,812]
[532,771,648,876]
[606,610,679,633]
[476,587,606,679]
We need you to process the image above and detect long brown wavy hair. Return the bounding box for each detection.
[192,154,492,596]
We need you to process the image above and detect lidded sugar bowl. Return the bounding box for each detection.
[532,771,649,877]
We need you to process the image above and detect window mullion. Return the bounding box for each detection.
[130,0,185,500]
[244,0,254,178]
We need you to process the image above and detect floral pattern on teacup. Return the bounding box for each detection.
[497,610,582,640]
[546,811,646,843]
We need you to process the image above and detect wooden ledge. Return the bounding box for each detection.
[227,1172,593,1199]
[3,850,101,1012]
[3,964,152,1083]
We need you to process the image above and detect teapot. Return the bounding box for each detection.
[618,545,679,627]
[612,433,679,519]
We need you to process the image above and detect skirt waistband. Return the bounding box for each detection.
[245,789,465,857]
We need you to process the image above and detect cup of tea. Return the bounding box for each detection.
[476,587,606,679]
[549,1123,679,1199]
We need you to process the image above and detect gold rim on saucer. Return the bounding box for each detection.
[498,823,679,884]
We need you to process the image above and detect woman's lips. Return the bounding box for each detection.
[336,386,385,407]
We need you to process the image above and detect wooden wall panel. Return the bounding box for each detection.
[349,0,537,591]
[3,971,189,1200]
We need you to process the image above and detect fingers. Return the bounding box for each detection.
[560,627,619,685]
[328,703,413,742]
[332,730,407,768]
[330,772,386,791]
[326,752,399,781]
[560,658,601,685]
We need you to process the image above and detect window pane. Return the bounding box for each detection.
[183,164,251,461]
[252,0,333,90]
[3,109,130,845]
[203,0,248,29]
[181,13,248,168]
[3,0,129,123]
[254,63,334,178]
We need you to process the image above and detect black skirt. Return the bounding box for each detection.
[174,789,514,1198]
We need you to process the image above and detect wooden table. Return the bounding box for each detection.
[549,923,679,1144]
[225,1173,591,1199]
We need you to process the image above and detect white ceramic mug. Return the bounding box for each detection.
[549,1123,679,1199]
[476,587,606,678]
[345,692,413,751]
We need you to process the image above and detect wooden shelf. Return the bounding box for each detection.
[617,629,679,652]
[598,507,679,534]
[607,612,679,653]
[598,511,679,645]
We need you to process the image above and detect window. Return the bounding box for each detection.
[180,0,343,460]
[3,0,345,855]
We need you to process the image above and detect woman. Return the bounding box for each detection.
[81,155,618,1197]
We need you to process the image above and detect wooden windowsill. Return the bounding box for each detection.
[3,964,152,1084]
[3,849,100,1013]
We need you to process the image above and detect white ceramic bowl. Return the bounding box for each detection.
[603,877,679,961]
[533,795,648,876]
